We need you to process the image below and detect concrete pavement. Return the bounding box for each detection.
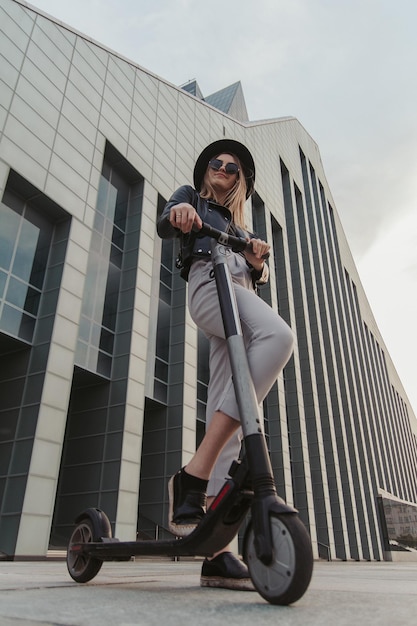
[1,557,417,626]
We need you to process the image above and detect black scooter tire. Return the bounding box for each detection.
[67,518,103,583]
[243,513,313,605]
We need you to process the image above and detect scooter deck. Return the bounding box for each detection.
[70,480,253,561]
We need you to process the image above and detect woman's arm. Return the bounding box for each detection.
[244,237,270,285]
[157,185,199,238]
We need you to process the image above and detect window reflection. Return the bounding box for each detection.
[12,219,39,282]
[0,270,7,298]
[0,198,51,343]
[75,163,130,377]
[379,495,417,553]
[0,204,20,269]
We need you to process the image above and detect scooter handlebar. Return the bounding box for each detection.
[198,222,270,259]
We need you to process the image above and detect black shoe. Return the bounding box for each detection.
[200,552,255,591]
[168,469,207,537]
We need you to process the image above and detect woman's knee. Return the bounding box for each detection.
[263,317,294,365]
[279,320,295,354]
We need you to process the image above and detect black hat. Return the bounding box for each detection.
[193,139,255,198]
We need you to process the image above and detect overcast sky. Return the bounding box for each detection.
[25,0,417,412]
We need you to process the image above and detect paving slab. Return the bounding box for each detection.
[1,558,417,626]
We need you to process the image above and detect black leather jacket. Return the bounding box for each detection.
[157,185,267,284]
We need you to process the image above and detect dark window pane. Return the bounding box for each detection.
[1,303,23,336]
[0,204,20,270]
[12,219,39,283]
[6,277,29,309]
[0,270,8,298]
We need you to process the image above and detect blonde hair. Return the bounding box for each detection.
[199,153,247,229]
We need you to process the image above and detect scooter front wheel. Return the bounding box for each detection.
[67,517,104,583]
[243,513,313,605]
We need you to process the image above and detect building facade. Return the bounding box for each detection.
[1,0,416,561]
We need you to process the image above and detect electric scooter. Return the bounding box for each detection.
[66,222,314,605]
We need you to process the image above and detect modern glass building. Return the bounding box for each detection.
[1,0,416,561]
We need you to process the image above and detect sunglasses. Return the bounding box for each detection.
[208,159,239,176]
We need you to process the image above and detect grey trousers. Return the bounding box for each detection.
[188,253,294,495]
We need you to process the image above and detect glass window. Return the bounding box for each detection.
[6,277,40,314]
[0,270,7,298]
[0,196,52,343]
[75,144,142,377]
[12,219,39,283]
[0,303,24,336]
[0,204,20,270]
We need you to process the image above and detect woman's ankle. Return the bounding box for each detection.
[180,467,208,492]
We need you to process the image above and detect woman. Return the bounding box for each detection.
[157,139,294,590]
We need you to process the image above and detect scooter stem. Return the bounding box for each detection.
[210,240,296,564]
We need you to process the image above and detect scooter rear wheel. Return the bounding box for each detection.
[67,517,103,583]
[243,513,313,605]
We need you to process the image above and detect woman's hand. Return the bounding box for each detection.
[169,203,202,233]
[244,238,270,270]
